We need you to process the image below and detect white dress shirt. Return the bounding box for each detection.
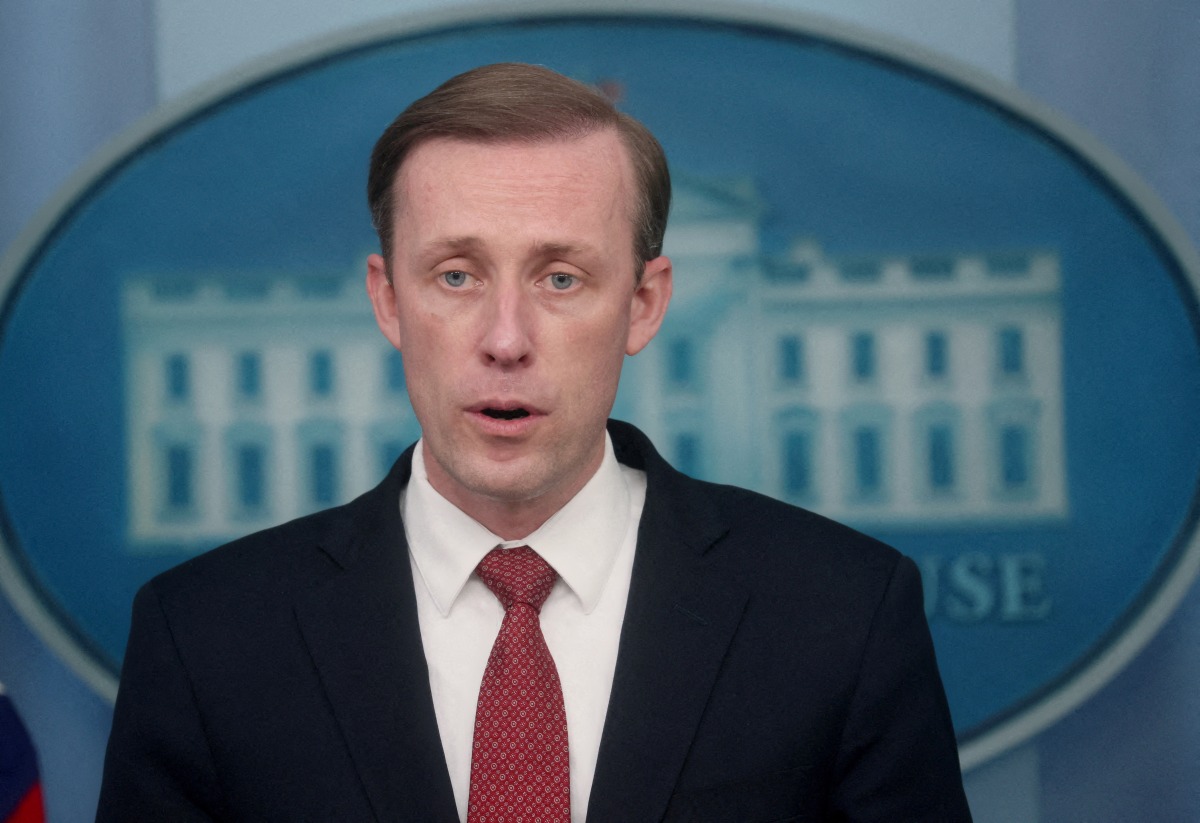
[401,433,647,822]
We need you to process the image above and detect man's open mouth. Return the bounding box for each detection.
[482,408,530,420]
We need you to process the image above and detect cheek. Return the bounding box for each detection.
[563,327,629,397]
[393,325,454,405]
[398,301,451,353]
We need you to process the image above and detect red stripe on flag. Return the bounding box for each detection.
[7,783,43,823]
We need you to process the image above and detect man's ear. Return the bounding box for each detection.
[626,255,673,356]
[366,253,403,351]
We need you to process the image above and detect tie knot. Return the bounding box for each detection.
[477,546,556,613]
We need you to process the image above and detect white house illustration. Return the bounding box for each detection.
[122,175,1067,547]
[122,271,421,546]
[627,176,1068,527]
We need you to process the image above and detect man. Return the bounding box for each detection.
[98,63,971,821]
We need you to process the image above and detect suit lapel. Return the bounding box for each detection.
[293,452,459,823]
[288,424,744,821]
[589,424,749,820]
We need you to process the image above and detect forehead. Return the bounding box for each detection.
[392,131,636,224]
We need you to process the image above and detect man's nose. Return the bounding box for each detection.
[479,282,534,366]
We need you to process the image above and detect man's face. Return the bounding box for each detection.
[367,130,672,532]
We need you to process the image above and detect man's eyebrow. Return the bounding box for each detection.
[531,241,595,259]
[418,236,484,259]
[418,237,598,261]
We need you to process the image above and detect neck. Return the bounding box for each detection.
[421,441,606,541]
[461,497,568,542]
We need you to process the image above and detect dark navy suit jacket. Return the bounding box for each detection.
[97,420,971,821]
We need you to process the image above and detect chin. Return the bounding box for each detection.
[452,458,553,503]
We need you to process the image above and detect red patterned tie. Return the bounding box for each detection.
[467,547,570,823]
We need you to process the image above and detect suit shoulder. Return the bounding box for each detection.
[703,477,896,551]
[143,495,367,608]
[684,475,906,585]
[148,450,412,602]
[615,419,902,579]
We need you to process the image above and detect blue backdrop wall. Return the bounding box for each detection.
[1,2,1198,821]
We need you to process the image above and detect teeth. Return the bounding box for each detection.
[484,408,529,420]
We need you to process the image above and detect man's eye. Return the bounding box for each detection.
[548,273,576,290]
[441,270,469,288]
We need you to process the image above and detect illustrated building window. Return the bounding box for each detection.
[778,335,805,384]
[153,279,197,299]
[225,424,271,519]
[783,430,813,499]
[165,354,190,402]
[911,256,955,280]
[310,443,338,506]
[379,440,405,476]
[840,259,881,282]
[236,443,266,510]
[763,261,810,281]
[928,423,956,491]
[236,352,262,400]
[986,252,1030,278]
[925,331,949,379]
[998,326,1025,377]
[1000,424,1031,490]
[850,332,876,382]
[370,419,413,481]
[298,417,343,510]
[297,277,342,298]
[777,407,819,504]
[154,421,201,523]
[309,350,334,397]
[673,432,701,477]
[165,444,194,512]
[987,399,1040,501]
[667,338,695,388]
[225,279,271,299]
[385,349,405,393]
[853,426,883,496]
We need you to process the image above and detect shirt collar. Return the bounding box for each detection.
[403,433,631,617]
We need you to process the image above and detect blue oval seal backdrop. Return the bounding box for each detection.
[1,6,1199,768]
